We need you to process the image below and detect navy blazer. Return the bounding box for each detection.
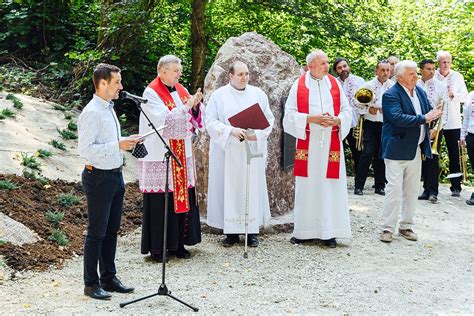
[381,82,432,160]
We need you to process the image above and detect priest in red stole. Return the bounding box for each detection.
[283,50,352,248]
[138,55,203,261]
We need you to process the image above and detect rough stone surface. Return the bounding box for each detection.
[0,212,40,245]
[195,32,301,217]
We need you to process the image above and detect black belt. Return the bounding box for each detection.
[85,165,122,173]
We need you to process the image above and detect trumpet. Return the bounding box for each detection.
[459,140,469,182]
[352,87,374,151]
[431,100,445,155]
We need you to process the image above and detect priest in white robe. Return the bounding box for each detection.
[206,61,274,247]
[283,50,352,248]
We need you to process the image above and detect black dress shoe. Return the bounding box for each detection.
[84,285,111,300]
[247,234,259,247]
[222,234,239,247]
[418,191,429,200]
[324,238,337,248]
[466,199,474,206]
[170,246,191,259]
[101,277,134,293]
[290,237,313,244]
[354,188,363,195]
[374,188,385,196]
[150,251,169,263]
[451,190,461,197]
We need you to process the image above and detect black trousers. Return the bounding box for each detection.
[355,120,385,190]
[344,128,361,173]
[82,168,125,286]
[466,133,474,200]
[421,130,443,196]
[443,129,462,192]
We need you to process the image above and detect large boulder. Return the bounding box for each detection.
[195,32,301,217]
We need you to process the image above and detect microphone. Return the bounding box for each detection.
[120,91,148,104]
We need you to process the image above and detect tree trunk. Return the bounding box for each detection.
[190,0,207,94]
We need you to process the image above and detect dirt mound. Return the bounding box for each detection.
[0,174,143,272]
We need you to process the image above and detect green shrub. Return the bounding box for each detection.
[64,112,73,120]
[48,229,69,246]
[36,149,53,158]
[0,179,18,190]
[67,121,77,131]
[0,108,15,119]
[45,210,64,228]
[22,168,49,185]
[49,139,66,150]
[20,152,42,170]
[58,192,81,208]
[57,128,77,140]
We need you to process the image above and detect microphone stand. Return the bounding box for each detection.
[120,100,198,312]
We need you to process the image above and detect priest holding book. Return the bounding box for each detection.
[206,61,275,247]
[283,50,352,248]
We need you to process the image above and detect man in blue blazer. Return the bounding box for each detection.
[379,60,442,243]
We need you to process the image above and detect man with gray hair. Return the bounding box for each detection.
[137,55,204,262]
[387,55,399,81]
[283,50,353,248]
[435,50,468,196]
[379,60,441,243]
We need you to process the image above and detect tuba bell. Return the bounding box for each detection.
[352,87,374,151]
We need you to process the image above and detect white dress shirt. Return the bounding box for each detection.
[401,85,426,145]
[337,73,365,128]
[461,91,474,140]
[417,78,449,129]
[435,69,468,130]
[362,77,395,122]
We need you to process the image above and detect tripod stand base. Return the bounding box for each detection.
[119,283,199,312]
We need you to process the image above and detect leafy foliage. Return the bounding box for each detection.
[48,229,69,246]
[36,149,53,158]
[45,210,65,228]
[20,152,41,170]
[57,192,81,208]
[0,179,18,190]
[49,139,67,151]
[57,128,77,140]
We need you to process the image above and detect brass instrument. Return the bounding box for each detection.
[459,140,469,183]
[352,87,374,151]
[431,100,445,155]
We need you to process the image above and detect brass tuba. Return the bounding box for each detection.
[459,140,469,183]
[431,100,445,155]
[352,87,374,151]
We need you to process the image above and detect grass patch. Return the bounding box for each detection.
[52,103,66,111]
[49,139,67,150]
[36,149,53,158]
[45,210,65,228]
[7,94,24,109]
[0,179,18,190]
[22,168,49,185]
[64,112,73,120]
[57,192,81,208]
[0,239,6,246]
[0,108,16,119]
[48,229,70,246]
[57,128,77,140]
[67,121,77,131]
[20,152,42,170]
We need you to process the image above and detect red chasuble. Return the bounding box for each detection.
[294,73,341,179]
[148,77,190,213]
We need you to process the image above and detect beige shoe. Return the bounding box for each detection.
[399,229,417,241]
[380,230,393,243]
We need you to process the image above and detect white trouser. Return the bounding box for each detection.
[382,147,422,233]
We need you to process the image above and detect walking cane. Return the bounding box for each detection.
[243,129,263,258]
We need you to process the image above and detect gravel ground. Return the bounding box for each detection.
[1,183,473,315]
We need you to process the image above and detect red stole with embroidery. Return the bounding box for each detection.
[294,73,341,179]
[148,77,190,213]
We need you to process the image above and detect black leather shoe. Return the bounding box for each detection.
[290,237,312,244]
[374,188,385,196]
[247,234,259,247]
[84,285,111,300]
[324,238,337,248]
[354,188,363,195]
[451,190,461,197]
[150,251,169,263]
[170,246,191,259]
[222,234,239,247]
[102,277,134,293]
[466,199,474,206]
[418,191,429,200]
